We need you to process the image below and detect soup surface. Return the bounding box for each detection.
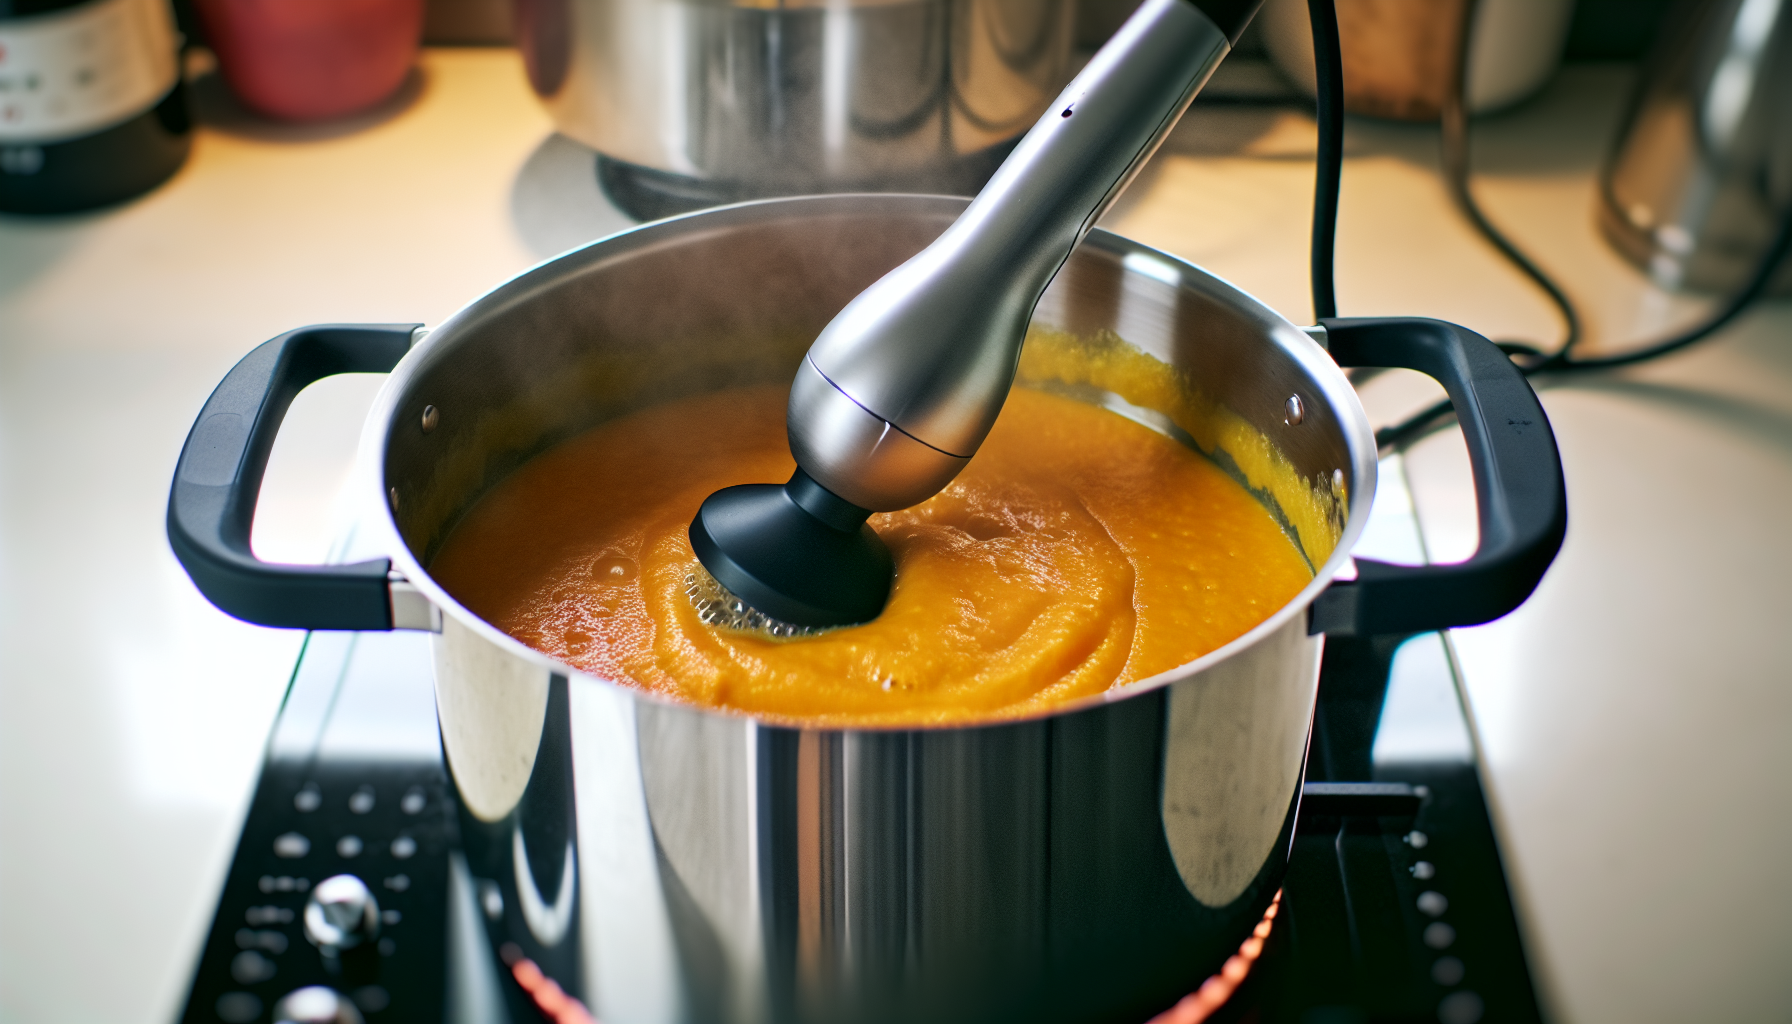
[431,385,1313,726]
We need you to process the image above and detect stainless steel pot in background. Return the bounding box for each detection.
[512,0,1077,218]
[1598,0,1792,294]
[167,195,1565,1023]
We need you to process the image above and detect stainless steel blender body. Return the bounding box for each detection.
[685,0,1230,629]
[789,0,1230,511]
[362,195,1375,1023]
[514,0,1077,195]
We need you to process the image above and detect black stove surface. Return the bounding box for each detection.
[179,623,1541,1024]
[1239,635,1543,1024]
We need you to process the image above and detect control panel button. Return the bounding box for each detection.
[352,986,389,1013]
[389,836,416,860]
[293,784,322,813]
[479,879,504,920]
[348,786,376,815]
[235,927,288,954]
[271,986,365,1024]
[1432,955,1466,985]
[1438,990,1485,1024]
[230,950,277,985]
[273,833,310,859]
[335,835,363,858]
[303,875,380,952]
[245,906,295,926]
[399,787,426,815]
[215,992,262,1023]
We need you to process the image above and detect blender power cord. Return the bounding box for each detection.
[1365,0,1792,452]
[1306,0,1344,321]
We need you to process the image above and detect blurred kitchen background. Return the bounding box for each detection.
[1,0,1788,1022]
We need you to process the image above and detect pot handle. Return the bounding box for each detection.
[1310,317,1567,637]
[166,324,422,630]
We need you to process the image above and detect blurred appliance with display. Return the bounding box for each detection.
[512,0,1079,220]
[1599,0,1792,294]
[0,0,190,213]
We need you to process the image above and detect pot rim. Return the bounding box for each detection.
[357,192,1379,732]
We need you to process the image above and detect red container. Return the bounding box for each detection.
[195,0,425,121]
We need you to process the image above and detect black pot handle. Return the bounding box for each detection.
[1310,317,1567,637]
[167,324,421,630]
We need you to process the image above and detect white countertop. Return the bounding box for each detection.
[0,49,1787,1024]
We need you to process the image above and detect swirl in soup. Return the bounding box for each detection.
[432,380,1316,727]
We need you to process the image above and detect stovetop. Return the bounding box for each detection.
[178,457,1542,1024]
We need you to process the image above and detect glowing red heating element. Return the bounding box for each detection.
[496,892,1279,1024]
[1146,889,1282,1024]
[500,943,600,1024]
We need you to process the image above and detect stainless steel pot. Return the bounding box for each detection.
[167,195,1565,1023]
[1597,0,1792,294]
[512,0,1077,215]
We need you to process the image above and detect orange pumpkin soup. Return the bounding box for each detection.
[431,381,1315,727]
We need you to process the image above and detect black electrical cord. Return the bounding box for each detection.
[1345,0,1792,452]
[1439,31,1582,365]
[1306,0,1344,321]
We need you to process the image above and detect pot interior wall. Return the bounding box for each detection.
[382,198,1355,578]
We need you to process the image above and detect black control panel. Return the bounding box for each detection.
[179,760,457,1024]
[177,629,463,1024]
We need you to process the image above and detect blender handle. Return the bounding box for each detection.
[166,324,421,630]
[1310,317,1567,637]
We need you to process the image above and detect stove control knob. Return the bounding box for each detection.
[303,875,380,952]
[271,986,364,1024]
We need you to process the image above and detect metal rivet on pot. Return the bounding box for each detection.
[421,405,439,432]
[389,487,399,512]
[1284,395,1304,425]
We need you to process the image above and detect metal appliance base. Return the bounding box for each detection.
[594,146,1016,222]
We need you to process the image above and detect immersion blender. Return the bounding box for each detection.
[689,0,1261,629]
